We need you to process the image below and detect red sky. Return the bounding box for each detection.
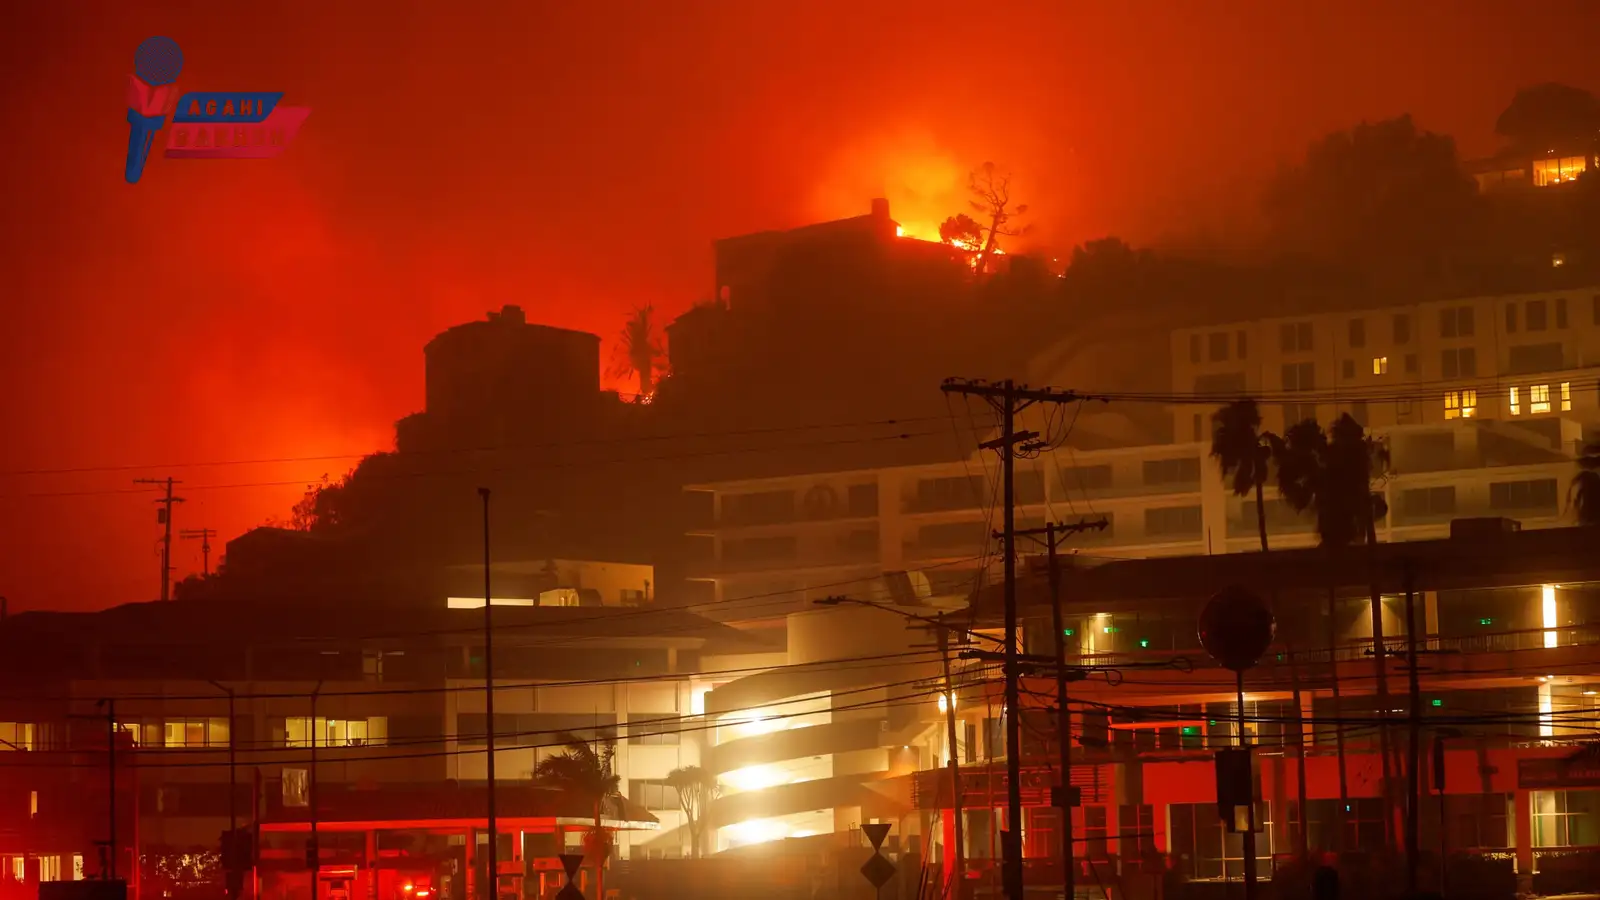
[2,0,1598,611]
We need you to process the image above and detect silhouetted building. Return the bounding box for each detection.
[398,305,602,453]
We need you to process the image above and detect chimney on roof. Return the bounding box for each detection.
[496,304,526,325]
[870,198,890,219]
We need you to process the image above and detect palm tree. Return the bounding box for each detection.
[1275,414,1397,849]
[1570,443,1600,525]
[664,765,722,858]
[533,733,620,896]
[608,306,664,400]
[1210,399,1275,551]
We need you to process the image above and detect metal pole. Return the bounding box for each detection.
[311,683,322,900]
[228,689,238,837]
[1236,670,1257,900]
[999,381,1024,900]
[106,699,117,881]
[940,625,967,900]
[1403,563,1422,894]
[1046,525,1075,900]
[480,487,499,900]
[1287,645,1310,858]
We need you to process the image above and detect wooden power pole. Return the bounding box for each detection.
[135,477,184,600]
[940,379,1089,900]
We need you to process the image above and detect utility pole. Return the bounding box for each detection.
[938,623,966,900]
[100,700,117,881]
[208,681,241,898]
[941,378,1088,900]
[479,487,499,900]
[1403,562,1422,894]
[1011,518,1107,900]
[182,527,218,576]
[310,682,323,900]
[135,477,184,600]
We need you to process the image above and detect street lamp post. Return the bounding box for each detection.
[208,681,240,898]
[813,596,1001,899]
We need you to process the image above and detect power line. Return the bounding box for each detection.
[0,669,1004,770]
[2,429,946,501]
[0,414,958,479]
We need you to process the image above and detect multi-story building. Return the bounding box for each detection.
[912,527,1600,896]
[689,285,1600,587]
[1170,286,1600,440]
[0,555,762,900]
[682,283,1600,893]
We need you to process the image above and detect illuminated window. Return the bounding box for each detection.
[284,717,388,748]
[0,723,35,751]
[1372,356,1388,375]
[1562,382,1572,411]
[159,718,228,749]
[1510,387,1521,416]
[1553,252,1567,268]
[1533,156,1587,187]
[1445,390,1477,419]
[1531,384,1551,414]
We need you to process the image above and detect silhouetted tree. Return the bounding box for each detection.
[1211,399,1274,551]
[665,765,721,858]
[1271,414,1387,548]
[1275,414,1396,834]
[1264,116,1481,286]
[533,733,620,895]
[289,476,332,531]
[1496,83,1600,154]
[963,162,1029,274]
[1571,443,1600,525]
[608,305,665,400]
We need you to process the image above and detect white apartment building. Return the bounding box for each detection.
[689,286,1600,616]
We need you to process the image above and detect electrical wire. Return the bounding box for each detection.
[0,414,962,480]
[1,429,948,500]
[0,668,1006,770]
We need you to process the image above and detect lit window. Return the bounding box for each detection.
[1533,156,1587,187]
[1553,252,1566,269]
[1561,382,1572,412]
[1445,390,1477,420]
[1510,387,1521,415]
[1531,384,1551,414]
[284,717,387,748]
[0,723,35,751]
[159,718,228,749]
[1372,356,1388,375]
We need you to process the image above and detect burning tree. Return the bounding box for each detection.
[942,162,1029,273]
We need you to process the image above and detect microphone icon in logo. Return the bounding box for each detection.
[125,36,184,184]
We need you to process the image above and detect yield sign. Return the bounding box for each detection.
[860,854,896,890]
[862,822,892,851]
[558,854,584,882]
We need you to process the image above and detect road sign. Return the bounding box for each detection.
[862,822,891,851]
[860,854,896,890]
[558,854,584,882]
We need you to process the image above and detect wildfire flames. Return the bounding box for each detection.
[895,223,1001,258]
